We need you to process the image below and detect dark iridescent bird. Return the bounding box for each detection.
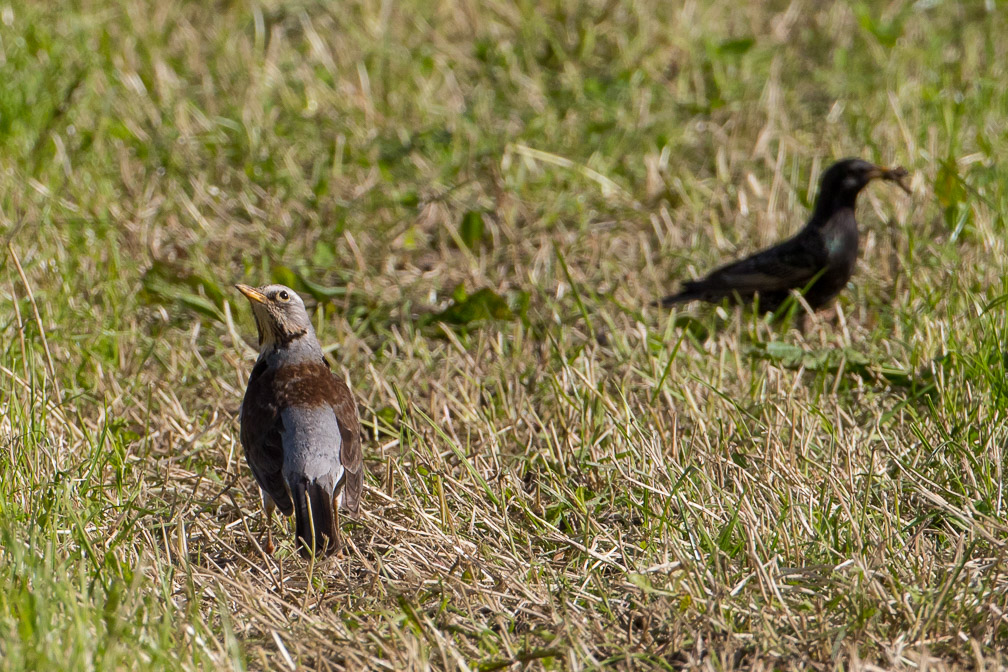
[658,158,911,313]
[236,283,363,557]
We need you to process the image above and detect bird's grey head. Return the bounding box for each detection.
[819,158,911,200]
[236,283,314,351]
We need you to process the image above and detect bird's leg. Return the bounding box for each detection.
[261,489,276,555]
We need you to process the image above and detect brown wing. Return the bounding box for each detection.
[239,360,294,515]
[330,374,363,515]
[245,356,363,516]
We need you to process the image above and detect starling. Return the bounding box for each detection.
[658,158,911,313]
[236,283,363,557]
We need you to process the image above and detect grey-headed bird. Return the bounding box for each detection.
[236,283,363,557]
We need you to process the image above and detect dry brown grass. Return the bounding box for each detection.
[1,1,1007,670]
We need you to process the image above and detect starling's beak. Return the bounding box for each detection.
[236,284,268,304]
[878,166,912,195]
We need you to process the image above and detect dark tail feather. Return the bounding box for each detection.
[292,479,336,558]
[654,286,699,307]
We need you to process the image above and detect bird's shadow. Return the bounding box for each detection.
[661,296,940,406]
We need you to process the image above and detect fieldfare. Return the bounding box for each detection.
[658,158,911,313]
[236,283,363,557]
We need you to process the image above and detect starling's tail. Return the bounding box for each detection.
[292,479,336,558]
[654,282,702,307]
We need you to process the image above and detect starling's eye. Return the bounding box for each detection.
[278,290,290,302]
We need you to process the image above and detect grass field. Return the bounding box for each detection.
[1,1,1007,669]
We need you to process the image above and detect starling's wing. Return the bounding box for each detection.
[239,360,295,515]
[662,234,825,305]
[698,240,823,292]
[329,374,364,516]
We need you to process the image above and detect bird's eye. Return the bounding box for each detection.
[278,290,290,301]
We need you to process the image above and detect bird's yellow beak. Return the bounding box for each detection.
[235,284,268,304]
